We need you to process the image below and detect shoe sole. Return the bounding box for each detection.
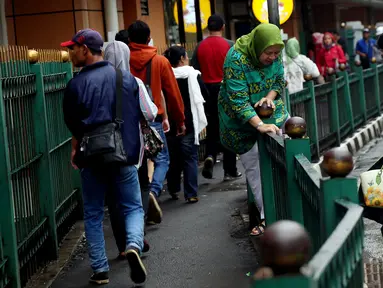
[147,193,163,224]
[202,158,214,179]
[126,249,147,284]
[89,279,110,285]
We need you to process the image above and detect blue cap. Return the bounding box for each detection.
[61,29,104,52]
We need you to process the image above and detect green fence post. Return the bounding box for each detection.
[372,63,381,113]
[330,75,341,145]
[284,137,311,225]
[320,177,358,238]
[257,135,277,225]
[63,64,83,217]
[346,29,355,70]
[306,80,320,159]
[0,73,22,288]
[339,71,355,131]
[285,88,291,114]
[30,63,59,259]
[356,66,368,123]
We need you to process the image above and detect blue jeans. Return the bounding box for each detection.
[149,121,170,197]
[81,165,144,273]
[166,133,198,199]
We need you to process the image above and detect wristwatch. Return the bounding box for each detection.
[256,121,264,130]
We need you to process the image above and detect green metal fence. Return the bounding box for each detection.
[248,60,383,287]
[286,64,383,160]
[0,46,81,288]
[252,127,363,287]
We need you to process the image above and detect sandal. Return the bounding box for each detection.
[186,197,199,204]
[250,221,266,236]
[117,251,126,260]
[170,193,179,200]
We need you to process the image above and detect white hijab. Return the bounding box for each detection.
[173,66,207,145]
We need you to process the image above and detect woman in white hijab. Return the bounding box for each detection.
[163,45,208,203]
[104,40,158,259]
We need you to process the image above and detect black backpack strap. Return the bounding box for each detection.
[145,59,152,86]
[115,68,123,121]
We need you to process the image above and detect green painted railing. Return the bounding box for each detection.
[0,47,81,288]
[286,64,383,161]
[248,62,383,287]
[252,129,363,287]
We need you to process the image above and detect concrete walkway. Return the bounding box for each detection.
[50,162,258,288]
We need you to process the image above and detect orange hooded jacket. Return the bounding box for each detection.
[129,42,185,128]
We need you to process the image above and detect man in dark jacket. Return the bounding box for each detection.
[62,29,146,285]
[191,14,242,181]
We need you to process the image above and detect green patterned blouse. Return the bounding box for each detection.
[218,47,289,155]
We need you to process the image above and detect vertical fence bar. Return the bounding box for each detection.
[285,88,291,114]
[30,63,58,259]
[284,138,311,225]
[306,80,320,159]
[63,62,83,217]
[330,75,341,146]
[320,177,358,238]
[258,136,277,225]
[356,66,368,123]
[0,71,21,288]
[372,63,381,113]
[339,70,355,132]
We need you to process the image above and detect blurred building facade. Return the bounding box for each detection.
[1,0,383,49]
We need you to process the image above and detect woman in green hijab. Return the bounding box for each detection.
[218,23,289,236]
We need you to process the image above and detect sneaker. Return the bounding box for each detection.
[126,248,147,284]
[224,171,243,181]
[202,157,214,179]
[89,272,109,285]
[146,192,163,224]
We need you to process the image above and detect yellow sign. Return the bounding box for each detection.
[173,0,212,33]
[252,0,294,25]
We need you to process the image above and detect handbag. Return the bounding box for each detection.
[75,68,127,167]
[360,165,383,207]
[141,60,164,159]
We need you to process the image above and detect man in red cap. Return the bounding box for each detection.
[62,28,147,285]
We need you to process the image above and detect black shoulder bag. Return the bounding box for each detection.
[140,60,164,159]
[75,68,127,168]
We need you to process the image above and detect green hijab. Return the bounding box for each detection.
[285,37,300,64]
[234,23,284,67]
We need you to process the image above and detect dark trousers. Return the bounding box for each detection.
[108,158,150,253]
[361,56,370,70]
[205,83,238,175]
[166,133,198,199]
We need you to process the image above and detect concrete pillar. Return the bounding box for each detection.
[104,0,119,41]
[80,0,90,29]
[0,0,8,45]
